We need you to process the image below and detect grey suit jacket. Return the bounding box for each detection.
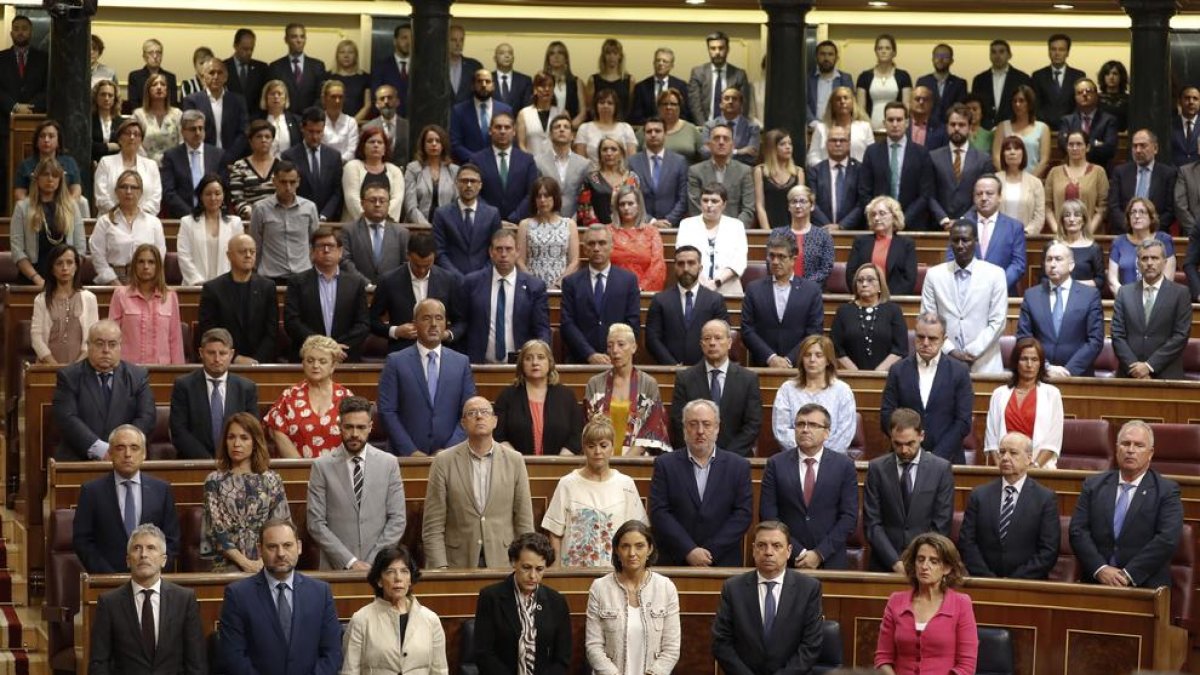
[1111,278,1192,379]
[687,62,753,123]
[88,580,205,675]
[362,116,411,166]
[339,218,410,284]
[402,161,459,226]
[421,440,535,568]
[687,159,755,227]
[306,444,407,570]
[535,149,591,220]
[1175,161,1200,235]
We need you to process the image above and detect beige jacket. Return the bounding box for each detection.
[341,596,448,675]
[585,571,681,675]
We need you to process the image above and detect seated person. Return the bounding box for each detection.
[584,323,671,456]
[263,335,355,458]
[771,335,857,455]
[108,243,185,365]
[197,234,279,365]
[369,232,466,353]
[741,230,824,367]
[283,226,370,362]
[493,339,583,455]
[168,327,260,459]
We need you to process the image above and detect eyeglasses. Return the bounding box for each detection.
[795,421,829,430]
[463,409,493,419]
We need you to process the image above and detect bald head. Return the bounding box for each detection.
[996,431,1034,480]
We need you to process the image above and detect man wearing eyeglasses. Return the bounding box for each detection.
[422,396,534,568]
[339,182,409,285]
[906,85,947,150]
[160,109,225,218]
[283,226,369,362]
[1056,78,1118,168]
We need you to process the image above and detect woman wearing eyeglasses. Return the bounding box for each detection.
[770,184,834,289]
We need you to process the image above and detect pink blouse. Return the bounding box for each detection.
[875,587,978,675]
[108,286,185,365]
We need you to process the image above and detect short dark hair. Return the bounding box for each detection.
[755,520,791,540]
[409,232,436,258]
[508,532,555,566]
[393,24,410,39]
[360,179,390,201]
[309,225,339,248]
[258,517,299,542]
[1048,33,1072,50]
[796,402,831,429]
[888,407,924,434]
[766,229,798,258]
[643,116,666,131]
[248,118,275,140]
[883,100,908,118]
[367,544,421,598]
[933,43,954,57]
[946,103,971,125]
[705,31,730,48]
[991,39,1012,53]
[700,182,728,201]
[611,520,658,573]
[816,40,838,54]
[301,106,326,125]
[459,163,483,180]
[529,176,562,214]
[674,244,701,261]
[339,395,372,417]
[274,159,298,176]
[234,28,256,45]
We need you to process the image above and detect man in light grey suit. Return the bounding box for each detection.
[688,31,753,123]
[422,396,535,568]
[688,124,755,227]
[534,113,589,219]
[306,396,407,571]
[339,182,409,284]
[930,104,996,228]
[361,85,410,166]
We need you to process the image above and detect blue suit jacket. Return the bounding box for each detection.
[649,448,752,567]
[449,99,513,164]
[944,213,1027,295]
[880,355,974,463]
[760,448,859,569]
[916,73,968,127]
[807,70,855,122]
[160,142,226,218]
[181,89,249,164]
[378,345,477,455]
[1172,115,1200,166]
[281,142,343,221]
[858,139,935,230]
[1058,109,1120,168]
[461,267,551,363]
[740,276,824,365]
[469,145,537,223]
[628,150,689,225]
[559,265,641,363]
[370,56,409,116]
[432,200,502,277]
[72,473,181,573]
[218,571,342,675]
[493,70,533,110]
[807,159,864,229]
[1016,280,1104,376]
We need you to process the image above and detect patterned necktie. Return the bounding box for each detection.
[123,479,137,535]
[709,368,722,403]
[209,379,224,451]
[426,351,439,402]
[140,589,155,656]
[953,148,963,182]
[1052,285,1065,336]
[762,581,777,636]
[889,142,901,198]
[277,583,292,641]
[495,279,508,362]
[803,457,816,507]
[1081,114,1091,135]
[1113,482,1134,540]
[352,456,364,507]
[999,485,1016,540]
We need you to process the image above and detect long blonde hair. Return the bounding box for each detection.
[821,86,869,127]
[26,158,78,238]
[762,129,800,179]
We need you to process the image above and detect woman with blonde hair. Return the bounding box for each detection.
[754,128,803,228]
[845,195,917,295]
[808,85,873,166]
[831,262,908,372]
[770,184,834,288]
[543,40,587,127]
[608,183,665,291]
[89,169,167,285]
[585,38,634,119]
[329,39,373,123]
[320,79,359,162]
[494,339,583,455]
[259,79,302,157]
[91,79,123,160]
[584,323,671,456]
[11,158,86,287]
[1052,199,1104,287]
[576,136,640,226]
[772,335,857,453]
[264,335,355,458]
[109,243,184,364]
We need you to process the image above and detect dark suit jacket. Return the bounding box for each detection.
[1031,65,1085,124]
[338,218,409,284]
[907,120,948,151]
[880,355,974,463]
[959,212,1027,294]
[760,448,859,569]
[969,66,1032,129]
[283,269,370,362]
[863,451,955,570]
[712,570,823,675]
[461,267,551,363]
[649,448,752,566]
[451,57,485,105]
[369,265,466,352]
[915,73,968,126]
[92,112,125,159]
[88,579,205,675]
[127,67,179,108]
[1058,108,1120,168]
[0,47,48,120]
[1172,114,1200,166]
[845,234,918,296]
[1111,278,1191,379]
[959,476,1060,579]
[669,362,762,457]
[492,70,533,110]
[494,383,583,455]
[449,99,514,164]
[929,144,996,223]
[628,150,689,225]
[859,139,936,230]
[1107,161,1179,234]
[806,69,855,122]
[224,57,269,116]
[181,89,250,164]
[432,200,502,276]
[1016,280,1104,376]
[630,74,694,125]
[281,142,343,221]
[808,158,865,229]
[267,54,326,113]
[470,145,537,222]
[218,571,342,675]
[740,276,824,365]
[160,142,226,218]
[73,473,182,573]
[52,360,156,461]
[559,265,641,362]
[370,55,409,116]
[168,369,259,459]
[473,576,571,675]
[377,345,476,455]
[645,284,728,365]
[198,272,279,363]
[1070,469,1183,588]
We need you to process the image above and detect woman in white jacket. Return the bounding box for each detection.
[984,337,1064,469]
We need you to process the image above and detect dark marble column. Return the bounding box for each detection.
[761,0,813,157]
[408,0,454,155]
[1121,0,1179,162]
[47,12,92,199]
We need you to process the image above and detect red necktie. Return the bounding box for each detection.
[803,457,816,506]
[17,50,25,78]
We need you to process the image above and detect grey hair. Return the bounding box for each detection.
[682,398,720,420]
[127,523,166,553]
[181,108,207,126]
[1045,241,1075,263]
[702,318,732,339]
[1138,237,1166,255]
[999,431,1034,456]
[1118,420,1155,447]
[915,311,946,332]
[109,423,146,447]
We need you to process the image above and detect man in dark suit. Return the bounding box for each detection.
[1030,34,1085,125]
[958,432,1060,579]
[181,59,249,165]
[701,88,761,165]
[688,30,753,123]
[268,23,326,114]
[87,524,205,675]
[669,319,761,457]
[741,231,824,367]
[628,117,689,226]
[1016,243,1104,376]
[969,39,1031,129]
[491,43,532,111]
[281,107,343,221]
[369,232,466,353]
[931,104,996,227]
[859,101,936,230]
[630,47,694,125]
[1180,162,1200,297]
[339,182,409,284]
[72,425,182,573]
[461,229,550,364]
[127,39,178,108]
[559,225,641,363]
[760,403,859,570]
[198,234,279,364]
[0,15,47,118]
[880,313,974,463]
[284,227,370,362]
[470,112,536,225]
[1057,78,1119,168]
[168,328,259,459]
[806,40,854,125]
[377,299,477,456]
[360,85,410,166]
[646,246,728,365]
[218,519,343,675]
[863,407,954,572]
[53,320,156,461]
[225,28,269,117]
[712,521,823,674]
[448,25,485,105]
[808,125,864,229]
[1070,420,1183,589]
[450,69,512,165]
[1172,86,1200,167]
[370,24,411,117]
[907,85,948,150]
[650,399,752,567]
[160,110,226,218]
[432,164,501,277]
[1111,238,1191,380]
[916,44,969,127]
[1107,129,1178,234]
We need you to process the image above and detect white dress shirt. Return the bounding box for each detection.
[131,577,163,643]
[916,351,941,407]
[486,267,518,364]
[207,91,225,147]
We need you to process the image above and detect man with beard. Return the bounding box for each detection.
[646,246,729,366]
[907,85,947,150]
[1107,129,1178,234]
[450,69,512,163]
[0,15,47,212]
[448,25,484,105]
[806,40,853,126]
[370,24,411,116]
[362,85,410,165]
[916,44,968,128]
[931,104,996,227]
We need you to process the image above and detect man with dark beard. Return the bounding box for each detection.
[931,104,997,227]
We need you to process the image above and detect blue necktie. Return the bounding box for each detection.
[1135,167,1149,199]
[479,102,490,137]
[1052,285,1064,336]
[1111,483,1135,565]
[709,368,722,403]
[122,479,137,535]
[190,149,203,204]
[277,583,292,642]
[426,351,439,402]
[651,155,661,190]
[832,163,844,223]
[762,580,777,637]
[495,279,507,362]
[371,224,384,264]
[684,289,694,325]
[209,379,224,452]
[593,272,606,313]
[461,208,474,241]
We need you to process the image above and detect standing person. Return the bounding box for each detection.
[654,88,705,164]
[559,225,641,364]
[281,108,344,221]
[542,41,586,127]
[1044,130,1108,237]
[845,196,917,295]
[771,335,857,454]
[585,38,634,119]
[969,39,1032,129]
[177,175,242,285]
[858,101,935,230]
[12,120,83,203]
[447,25,485,105]
[607,184,666,292]
[168,328,259,460]
[1097,60,1130,132]
[991,85,1051,178]
[516,71,557,156]
[493,339,583,456]
[771,184,834,287]
[159,110,224,219]
[94,120,162,216]
[516,176,579,289]
[808,125,865,230]
[260,80,302,157]
[182,58,249,165]
[807,40,854,126]
[134,73,184,164]
[576,137,640,227]
[126,38,178,108]
[430,164,501,277]
[403,124,459,226]
[263,335,355,458]
[832,262,909,372]
[109,244,184,365]
[91,80,124,161]
[856,34,913,131]
[449,69,512,164]
[668,321,760,456]
[30,245,98,365]
[11,158,86,287]
[1107,129,1178,235]
[179,48,213,98]
[249,161,320,283]
[534,115,590,219]
[916,44,969,126]
[1057,77,1119,169]
[630,47,693,125]
[930,104,997,228]
[341,128,406,222]
[1107,198,1176,292]
[470,112,539,227]
[701,87,760,165]
[983,338,1064,469]
[319,80,359,163]
[282,227,370,362]
[688,31,753,124]
[1015,242,1105,377]
[687,124,756,227]
[89,34,118,90]
[574,89,638,161]
[229,120,282,221]
[754,129,802,228]
[268,23,327,113]
[646,248,731,366]
[1050,199,1105,288]
[460,228,551,364]
[957,174,1028,295]
[339,182,409,285]
[628,116,689,226]
[369,232,467,354]
[807,86,873,167]
[225,28,269,117]
[1111,238,1191,379]
[740,230,824,367]
[362,85,411,165]
[370,24,412,116]
[197,235,279,365]
[1031,34,1085,125]
[583,324,671,456]
[329,39,372,123]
